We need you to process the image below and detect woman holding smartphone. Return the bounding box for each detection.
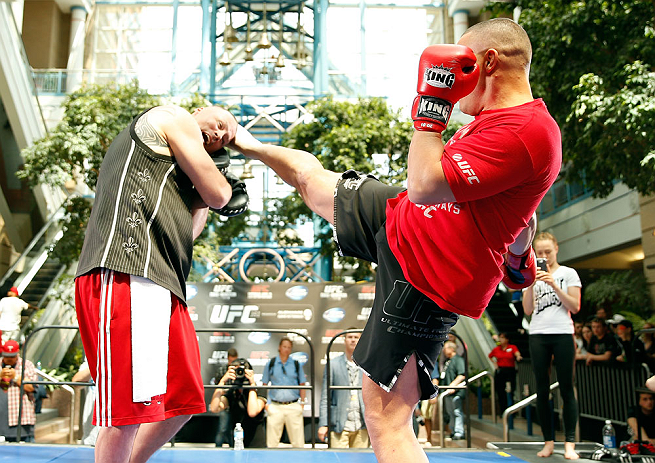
[523,232,582,460]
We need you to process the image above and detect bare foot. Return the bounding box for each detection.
[564,442,579,460]
[537,441,555,457]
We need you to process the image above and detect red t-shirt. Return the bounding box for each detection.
[488,344,520,368]
[386,99,561,318]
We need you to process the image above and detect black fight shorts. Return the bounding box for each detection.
[334,170,459,400]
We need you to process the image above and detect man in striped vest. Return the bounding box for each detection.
[75,105,236,463]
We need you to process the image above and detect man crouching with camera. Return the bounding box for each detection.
[209,358,267,448]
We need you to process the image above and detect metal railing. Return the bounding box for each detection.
[502,381,560,442]
[437,370,492,448]
[17,325,91,442]
[34,369,77,444]
[19,325,318,446]
[0,192,78,288]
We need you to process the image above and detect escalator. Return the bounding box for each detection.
[484,286,530,358]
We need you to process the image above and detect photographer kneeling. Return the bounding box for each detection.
[210,359,267,448]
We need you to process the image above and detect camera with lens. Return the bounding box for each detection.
[229,358,251,387]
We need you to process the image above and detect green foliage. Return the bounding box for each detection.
[583,270,653,319]
[19,81,161,191]
[569,62,655,196]
[279,97,412,279]
[190,213,250,282]
[502,0,655,197]
[48,197,92,267]
[17,82,249,268]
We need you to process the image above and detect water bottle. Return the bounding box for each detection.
[234,422,244,451]
[602,420,617,449]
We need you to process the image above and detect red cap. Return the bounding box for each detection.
[9,287,19,296]
[2,340,19,357]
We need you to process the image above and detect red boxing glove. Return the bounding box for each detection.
[411,44,479,132]
[501,247,537,290]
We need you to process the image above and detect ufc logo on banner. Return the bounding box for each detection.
[210,304,258,324]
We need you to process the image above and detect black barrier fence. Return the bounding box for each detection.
[18,325,472,447]
[17,325,319,445]
[20,326,649,446]
[515,358,650,432]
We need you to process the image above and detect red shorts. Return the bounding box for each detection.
[75,268,206,427]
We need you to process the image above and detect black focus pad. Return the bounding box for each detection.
[210,172,249,217]
[209,148,230,174]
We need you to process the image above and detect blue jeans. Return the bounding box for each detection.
[444,395,464,437]
[215,410,233,447]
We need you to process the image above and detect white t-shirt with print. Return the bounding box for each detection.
[526,266,581,335]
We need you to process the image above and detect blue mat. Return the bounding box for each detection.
[0,445,528,463]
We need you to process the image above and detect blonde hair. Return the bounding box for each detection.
[534,231,558,246]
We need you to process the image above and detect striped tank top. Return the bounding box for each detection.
[76,108,195,302]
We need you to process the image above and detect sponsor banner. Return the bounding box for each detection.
[188,282,373,409]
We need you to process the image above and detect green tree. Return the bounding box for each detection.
[583,270,653,320]
[274,97,413,281]
[487,0,655,197]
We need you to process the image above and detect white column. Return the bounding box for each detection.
[66,6,87,92]
[452,9,469,43]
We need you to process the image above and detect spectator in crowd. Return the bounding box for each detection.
[574,321,584,351]
[488,333,522,414]
[210,359,267,448]
[439,341,466,440]
[576,324,593,359]
[607,314,626,335]
[628,389,655,444]
[318,329,368,448]
[0,340,36,442]
[523,231,581,459]
[595,307,609,323]
[439,331,465,372]
[585,317,622,365]
[212,348,239,448]
[262,337,307,448]
[641,323,655,366]
[616,320,647,367]
[414,365,440,446]
[0,287,35,343]
[72,357,99,445]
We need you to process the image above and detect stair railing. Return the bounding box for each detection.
[503,381,561,442]
[438,370,493,448]
[19,368,76,444]
[17,325,90,443]
[0,192,79,290]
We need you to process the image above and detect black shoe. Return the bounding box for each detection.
[452,434,465,441]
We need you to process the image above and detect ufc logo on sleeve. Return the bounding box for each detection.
[452,153,480,184]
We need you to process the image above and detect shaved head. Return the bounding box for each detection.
[461,18,532,71]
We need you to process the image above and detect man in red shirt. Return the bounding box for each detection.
[488,333,522,414]
[231,18,560,463]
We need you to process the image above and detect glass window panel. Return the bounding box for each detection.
[553,182,569,208]
[539,190,555,215]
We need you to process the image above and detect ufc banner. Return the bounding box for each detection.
[185,281,373,407]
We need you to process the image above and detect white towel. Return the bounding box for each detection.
[130,275,171,403]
